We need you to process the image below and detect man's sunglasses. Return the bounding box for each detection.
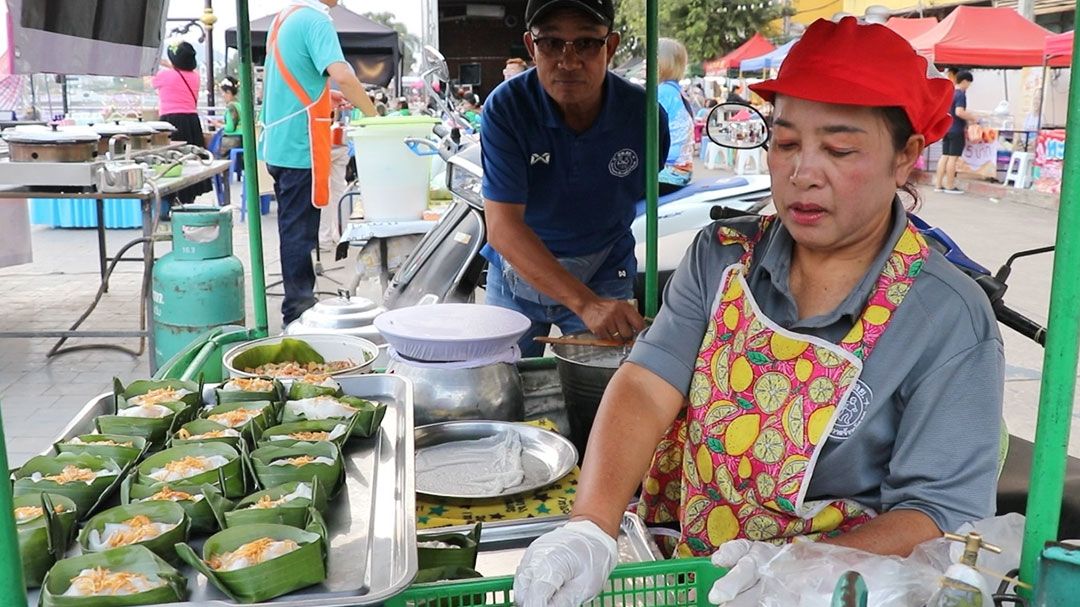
[530,33,612,57]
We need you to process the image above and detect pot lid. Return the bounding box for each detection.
[135,120,177,133]
[292,295,385,331]
[1,124,100,144]
[91,121,155,136]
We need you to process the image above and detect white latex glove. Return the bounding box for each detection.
[513,519,619,607]
[708,539,782,605]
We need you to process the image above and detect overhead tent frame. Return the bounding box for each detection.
[910,5,1069,68]
[224,5,402,88]
[4,1,1080,603]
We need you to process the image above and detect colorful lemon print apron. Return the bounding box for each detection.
[637,216,931,557]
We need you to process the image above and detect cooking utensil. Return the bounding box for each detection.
[534,335,633,348]
[1,124,100,162]
[97,160,146,193]
[550,331,626,463]
[374,303,531,362]
[222,334,379,379]
[414,420,577,499]
[386,357,524,426]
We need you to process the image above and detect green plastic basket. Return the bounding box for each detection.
[386,557,723,607]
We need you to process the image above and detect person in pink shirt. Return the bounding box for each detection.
[152,41,212,214]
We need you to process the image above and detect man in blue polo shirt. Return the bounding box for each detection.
[481,0,670,356]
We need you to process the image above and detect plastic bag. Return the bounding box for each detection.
[756,541,940,607]
[909,513,1025,593]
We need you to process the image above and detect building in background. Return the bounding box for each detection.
[438,0,528,100]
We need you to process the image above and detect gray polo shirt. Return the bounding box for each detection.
[628,200,1004,533]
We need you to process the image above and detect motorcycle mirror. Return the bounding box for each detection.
[423,45,450,82]
[705,102,770,150]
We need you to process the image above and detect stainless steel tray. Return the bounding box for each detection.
[414,420,577,499]
[25,374,417,606]
[418,513,663,578]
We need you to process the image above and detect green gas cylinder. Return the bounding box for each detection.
[152,206,245,369]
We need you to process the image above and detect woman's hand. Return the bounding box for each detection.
[513,519,618,607]
[708,539,782,605]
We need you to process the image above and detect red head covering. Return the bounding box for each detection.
[750,17,954,144]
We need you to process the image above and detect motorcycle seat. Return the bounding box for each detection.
[997,435,1080,540]
[635,176,751,217]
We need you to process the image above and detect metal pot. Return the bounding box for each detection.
[386,358,524,426]
[551,332,627,462]
[1,124,100,162]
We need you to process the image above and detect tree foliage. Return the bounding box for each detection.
[613,0,791,65]
[363,11,420,75]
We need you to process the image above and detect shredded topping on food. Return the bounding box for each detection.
[44,465,99,484]
[178,428,236,440]
[242,360,355,378]
[147,455,229,482]
[207,408,261,428]
[282,456,314,467]
[208,538,300,571]
[14,503,65,523]
[64,567,164,596]
[228,377,276,392]
[98,515,174,548]
[145,486,196,502]
[288,431,331,441]
[244,484,312,510]
[67,438,134,447]
[250,495,286,509]
[130,387,187,406]
[300,373,332,384]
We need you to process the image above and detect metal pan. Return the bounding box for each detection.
[26,374,417,607]
[414,420,577,499]
[417,513,663,578]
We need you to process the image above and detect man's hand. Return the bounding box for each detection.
[576,297,645,342]
[329,89,351,110]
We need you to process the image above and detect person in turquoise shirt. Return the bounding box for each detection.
[259,0,377,326]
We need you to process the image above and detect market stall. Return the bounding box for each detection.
[883,16,938,43]
[703,33,774,76]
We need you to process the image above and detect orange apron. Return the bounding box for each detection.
[637,216,931,557]
[266,5,333,208]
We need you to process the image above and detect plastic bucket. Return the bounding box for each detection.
[348,115,440,221]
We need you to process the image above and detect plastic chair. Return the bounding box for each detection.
[229,147,244,181]
[735,148,764,175]
[207,130,228,206]
[1004,151,1033,189]
[238,182,273,223]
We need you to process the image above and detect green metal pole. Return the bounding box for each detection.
[643,0,659,318]
[1018,5,1080,591]
[0,408,29,607]
[236,0,270,339]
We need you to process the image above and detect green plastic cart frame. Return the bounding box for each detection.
[5,1,1080,604]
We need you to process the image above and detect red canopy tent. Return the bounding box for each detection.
[910,5,1068,67]
[884,16,938,43]
[1046,31,1073,62]
[704,33,774,75]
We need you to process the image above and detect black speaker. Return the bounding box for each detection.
[459,63,482,86]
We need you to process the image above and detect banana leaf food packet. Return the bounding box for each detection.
[122,480,233,535]
[283,394,386,438]
[218,478,327,529]
[258,419,355,448]
[176,520,328,603]
[201,400,277,442]
[286,373,342,400]
[79,501,190,566]
[250,442,345,496]
[13,452,125,516]
[215,377,284,406]
[98,379,201,447]
[171,420,244,449]
[231,337,364,378]
[39,544,188,605]
[134,443,247,498]
[54,434,147,467]
[417,522,482,571]
[15,493,78,588]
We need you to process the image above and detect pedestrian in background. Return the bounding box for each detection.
[152,40,213,214]
[934,70,975,194]
[657,37,694,192]
[503,57,528,80]
[217,76,243,156]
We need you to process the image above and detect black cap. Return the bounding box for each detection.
[525,0,615,29]
[167,41,197,71]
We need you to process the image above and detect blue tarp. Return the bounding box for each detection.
[740,39,798,72]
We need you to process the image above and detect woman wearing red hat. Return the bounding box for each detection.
[513,17,1004,607]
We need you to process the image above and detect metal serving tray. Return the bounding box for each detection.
[25,374,417,606]
[418,513,663,578]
